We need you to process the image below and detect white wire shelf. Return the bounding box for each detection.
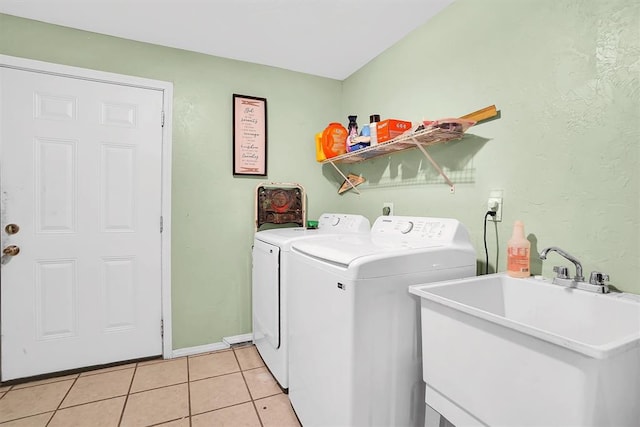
[322,127,464,165]
[322,126,467,193]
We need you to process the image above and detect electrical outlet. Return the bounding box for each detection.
[383,202,394,216]
[487,190,503,222]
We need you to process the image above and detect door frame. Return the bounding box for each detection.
[0,54,174,360]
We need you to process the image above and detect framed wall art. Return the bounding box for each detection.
[233,94,267,176]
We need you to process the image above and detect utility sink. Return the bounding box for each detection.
[409,273,640,427]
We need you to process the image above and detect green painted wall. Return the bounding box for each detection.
[0,14,344,349]
[1,0,638,350]
[339,0,639,293]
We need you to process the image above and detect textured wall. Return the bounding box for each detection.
[0,14,344,349]
[339,0,640,293]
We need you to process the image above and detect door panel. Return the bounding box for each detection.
[101,144,136,231]
[102,256,137,332]
[35,259,78,340]
[35,138,77,232]
[1,67,164,381]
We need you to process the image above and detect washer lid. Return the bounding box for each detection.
[255,227,320,246]
[291,234,441,266]
[254,213,371,248]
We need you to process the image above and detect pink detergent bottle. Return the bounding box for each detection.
[507,220,530,278]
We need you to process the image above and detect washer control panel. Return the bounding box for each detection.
[318,213,371,233]
[371,216,464,244]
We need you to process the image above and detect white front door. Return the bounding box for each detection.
[0,66,165,381]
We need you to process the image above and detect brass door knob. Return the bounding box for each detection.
[5,224,20,235]
[3,245,20,256]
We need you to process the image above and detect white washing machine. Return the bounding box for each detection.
[287,216,476,427]
[252,213,370,390]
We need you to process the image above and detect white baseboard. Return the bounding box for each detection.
[171,342,230,358]
[171,333,253,358]
[223,333,253,346]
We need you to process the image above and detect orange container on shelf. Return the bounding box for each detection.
[321,122,348,159]
[376,119,412,143]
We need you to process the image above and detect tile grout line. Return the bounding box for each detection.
[0,388,10,400]
[188,399,254,418]
[250,347,301,427]
[233,347,265,427]
[45,375,80,427]
[1,375,72,425]
[7,375,76,391]
[126,380,189,396]
[7,362,138,388]
[116,362,139,427]
[135,358,168,366]
[242,365,271,374]
[188,367,242,384]
[186,355,192,427]
[77,364,136,378]
[46,394,131,412]
[147,416,190,427]
[0,410,54,426]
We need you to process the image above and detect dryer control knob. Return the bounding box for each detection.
[400,221,414,234]
[331,217,341,226]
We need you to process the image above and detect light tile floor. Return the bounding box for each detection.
[0,345,301,427]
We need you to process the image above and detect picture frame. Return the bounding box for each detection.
[233,94,267,176]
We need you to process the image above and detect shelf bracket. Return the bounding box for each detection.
[327,161,361,194]
[411,137,455,193]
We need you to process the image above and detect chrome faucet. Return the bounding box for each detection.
[539,246,584,282]
[539,246,610,293]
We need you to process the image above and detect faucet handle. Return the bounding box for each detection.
[553,266,569,279]
[589,271,610,285]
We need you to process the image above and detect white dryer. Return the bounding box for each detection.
[252,213,370,390]
[288,216,476,427]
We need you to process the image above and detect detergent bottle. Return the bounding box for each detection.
[321,122,348,159]
[315,132,326,162]
[507,220,531,278]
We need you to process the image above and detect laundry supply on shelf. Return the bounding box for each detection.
[369,114,380,144]
[321,122,348,159]
[417,118,476,133]
[375,119,412,143]
[345,115,359,152]
[315,132,326,162]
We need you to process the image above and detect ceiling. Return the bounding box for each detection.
[0,0,454,80]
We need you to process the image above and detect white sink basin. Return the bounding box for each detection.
[409,273,640,427]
